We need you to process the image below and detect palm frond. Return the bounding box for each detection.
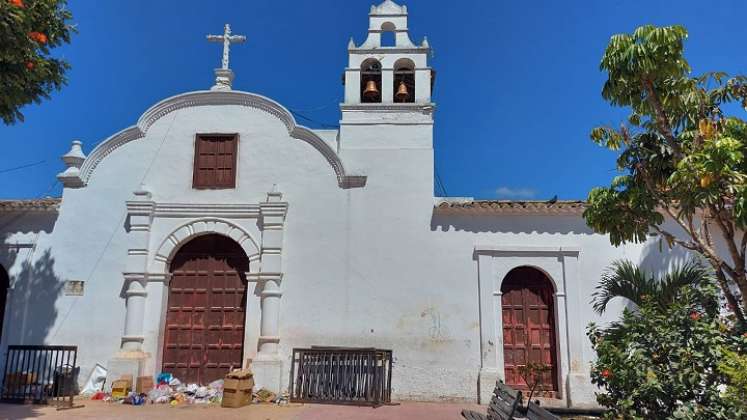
[657,260,710,304]
[591,259,710,315]
[593,260,656,315]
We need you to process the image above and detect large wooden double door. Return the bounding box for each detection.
[162,234,249,384]
[501,267,558,393]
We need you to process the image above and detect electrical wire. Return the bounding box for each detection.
[0,160,46,174]
[51,112,179,340]
[288,109,339,129]
[435,166,449,197]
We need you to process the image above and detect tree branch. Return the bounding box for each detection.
[713,266,747,328]
[642,78,684,158]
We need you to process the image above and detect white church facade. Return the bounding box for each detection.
[0,1,682,409]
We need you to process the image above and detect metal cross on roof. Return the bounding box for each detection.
[207,24,246,70]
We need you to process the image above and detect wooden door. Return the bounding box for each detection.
[501,267,558,393]
[162,234,248,384]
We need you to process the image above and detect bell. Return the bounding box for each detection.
[395,81,410,102]
[363,80,380,100]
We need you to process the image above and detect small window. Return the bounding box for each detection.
[192,134,238,189]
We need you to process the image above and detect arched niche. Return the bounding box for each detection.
[360,58,382,103]
[393,58,415,103]
[380,22,396,47]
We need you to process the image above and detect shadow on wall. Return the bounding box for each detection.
[638,239,695,277]
[430,213,595,235]
[5,248,64,346]
[0,211,61,347]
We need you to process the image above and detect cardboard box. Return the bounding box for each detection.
[136,376,154,394]
[222,377,254,408]
[111,379,131,398]
[226,368,253,379]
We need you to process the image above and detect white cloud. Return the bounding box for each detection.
[495,187,537,199]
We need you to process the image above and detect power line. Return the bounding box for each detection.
[287,98,340,113]
[288,109,339,129]
[435,166,449,197]
[0,160,46,174]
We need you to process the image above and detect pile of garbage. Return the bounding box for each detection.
[88,374,225,406]
[84,371,288,407]
[146,375,224,405]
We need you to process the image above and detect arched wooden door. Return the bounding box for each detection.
[162,234,249,384]
[501,267,558,394]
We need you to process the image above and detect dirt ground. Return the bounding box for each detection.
[0,399,483,420]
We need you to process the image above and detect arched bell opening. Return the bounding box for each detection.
[380,21,396,47]
[393,58,415,103]
[500,266,559,395]
[360,58,382,103]
[162,234,249,385]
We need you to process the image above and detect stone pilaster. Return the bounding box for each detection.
[107,188,154,387]
[253,188,288,392]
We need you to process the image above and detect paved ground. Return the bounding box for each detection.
[0,400,482,420]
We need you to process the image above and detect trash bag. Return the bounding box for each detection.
[208,379,224,391]
[156,373,173,384]
[147,384,173,404]
[81,364,108,395]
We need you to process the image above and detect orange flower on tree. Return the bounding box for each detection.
[29,32,48,44]
[9,0,24,8]
[689,311,701,321]
[25,61,34,70]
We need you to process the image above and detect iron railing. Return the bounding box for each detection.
[1,345,80,410]
[289,346,393,406]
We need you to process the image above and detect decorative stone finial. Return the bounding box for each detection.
[57,140,86,188]
[133,183,152,199]
[267,184,283,202]
[421,36,429,48]
[348,37,356,49]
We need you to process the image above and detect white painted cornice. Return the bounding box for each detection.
[474,245,581,255]
[153,203,261,218]
[78,90,366,190]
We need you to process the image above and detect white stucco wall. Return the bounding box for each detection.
[0,88,682,408]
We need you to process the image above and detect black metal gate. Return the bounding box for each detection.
[289,346,393,406]
[1,345,80,409]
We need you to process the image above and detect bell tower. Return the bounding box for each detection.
[342,0,433,106]
[339,0,435,198]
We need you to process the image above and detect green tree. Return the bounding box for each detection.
[719,349,747,413]
[584,25,747,328]
[0,0,74,124]
[588,279,747,419]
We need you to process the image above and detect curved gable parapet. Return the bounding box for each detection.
[78,90,366,189]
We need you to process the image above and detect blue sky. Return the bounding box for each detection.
[1,0,746,200]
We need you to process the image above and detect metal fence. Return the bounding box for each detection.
[1,345,79,409]
[289,346,393,406]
